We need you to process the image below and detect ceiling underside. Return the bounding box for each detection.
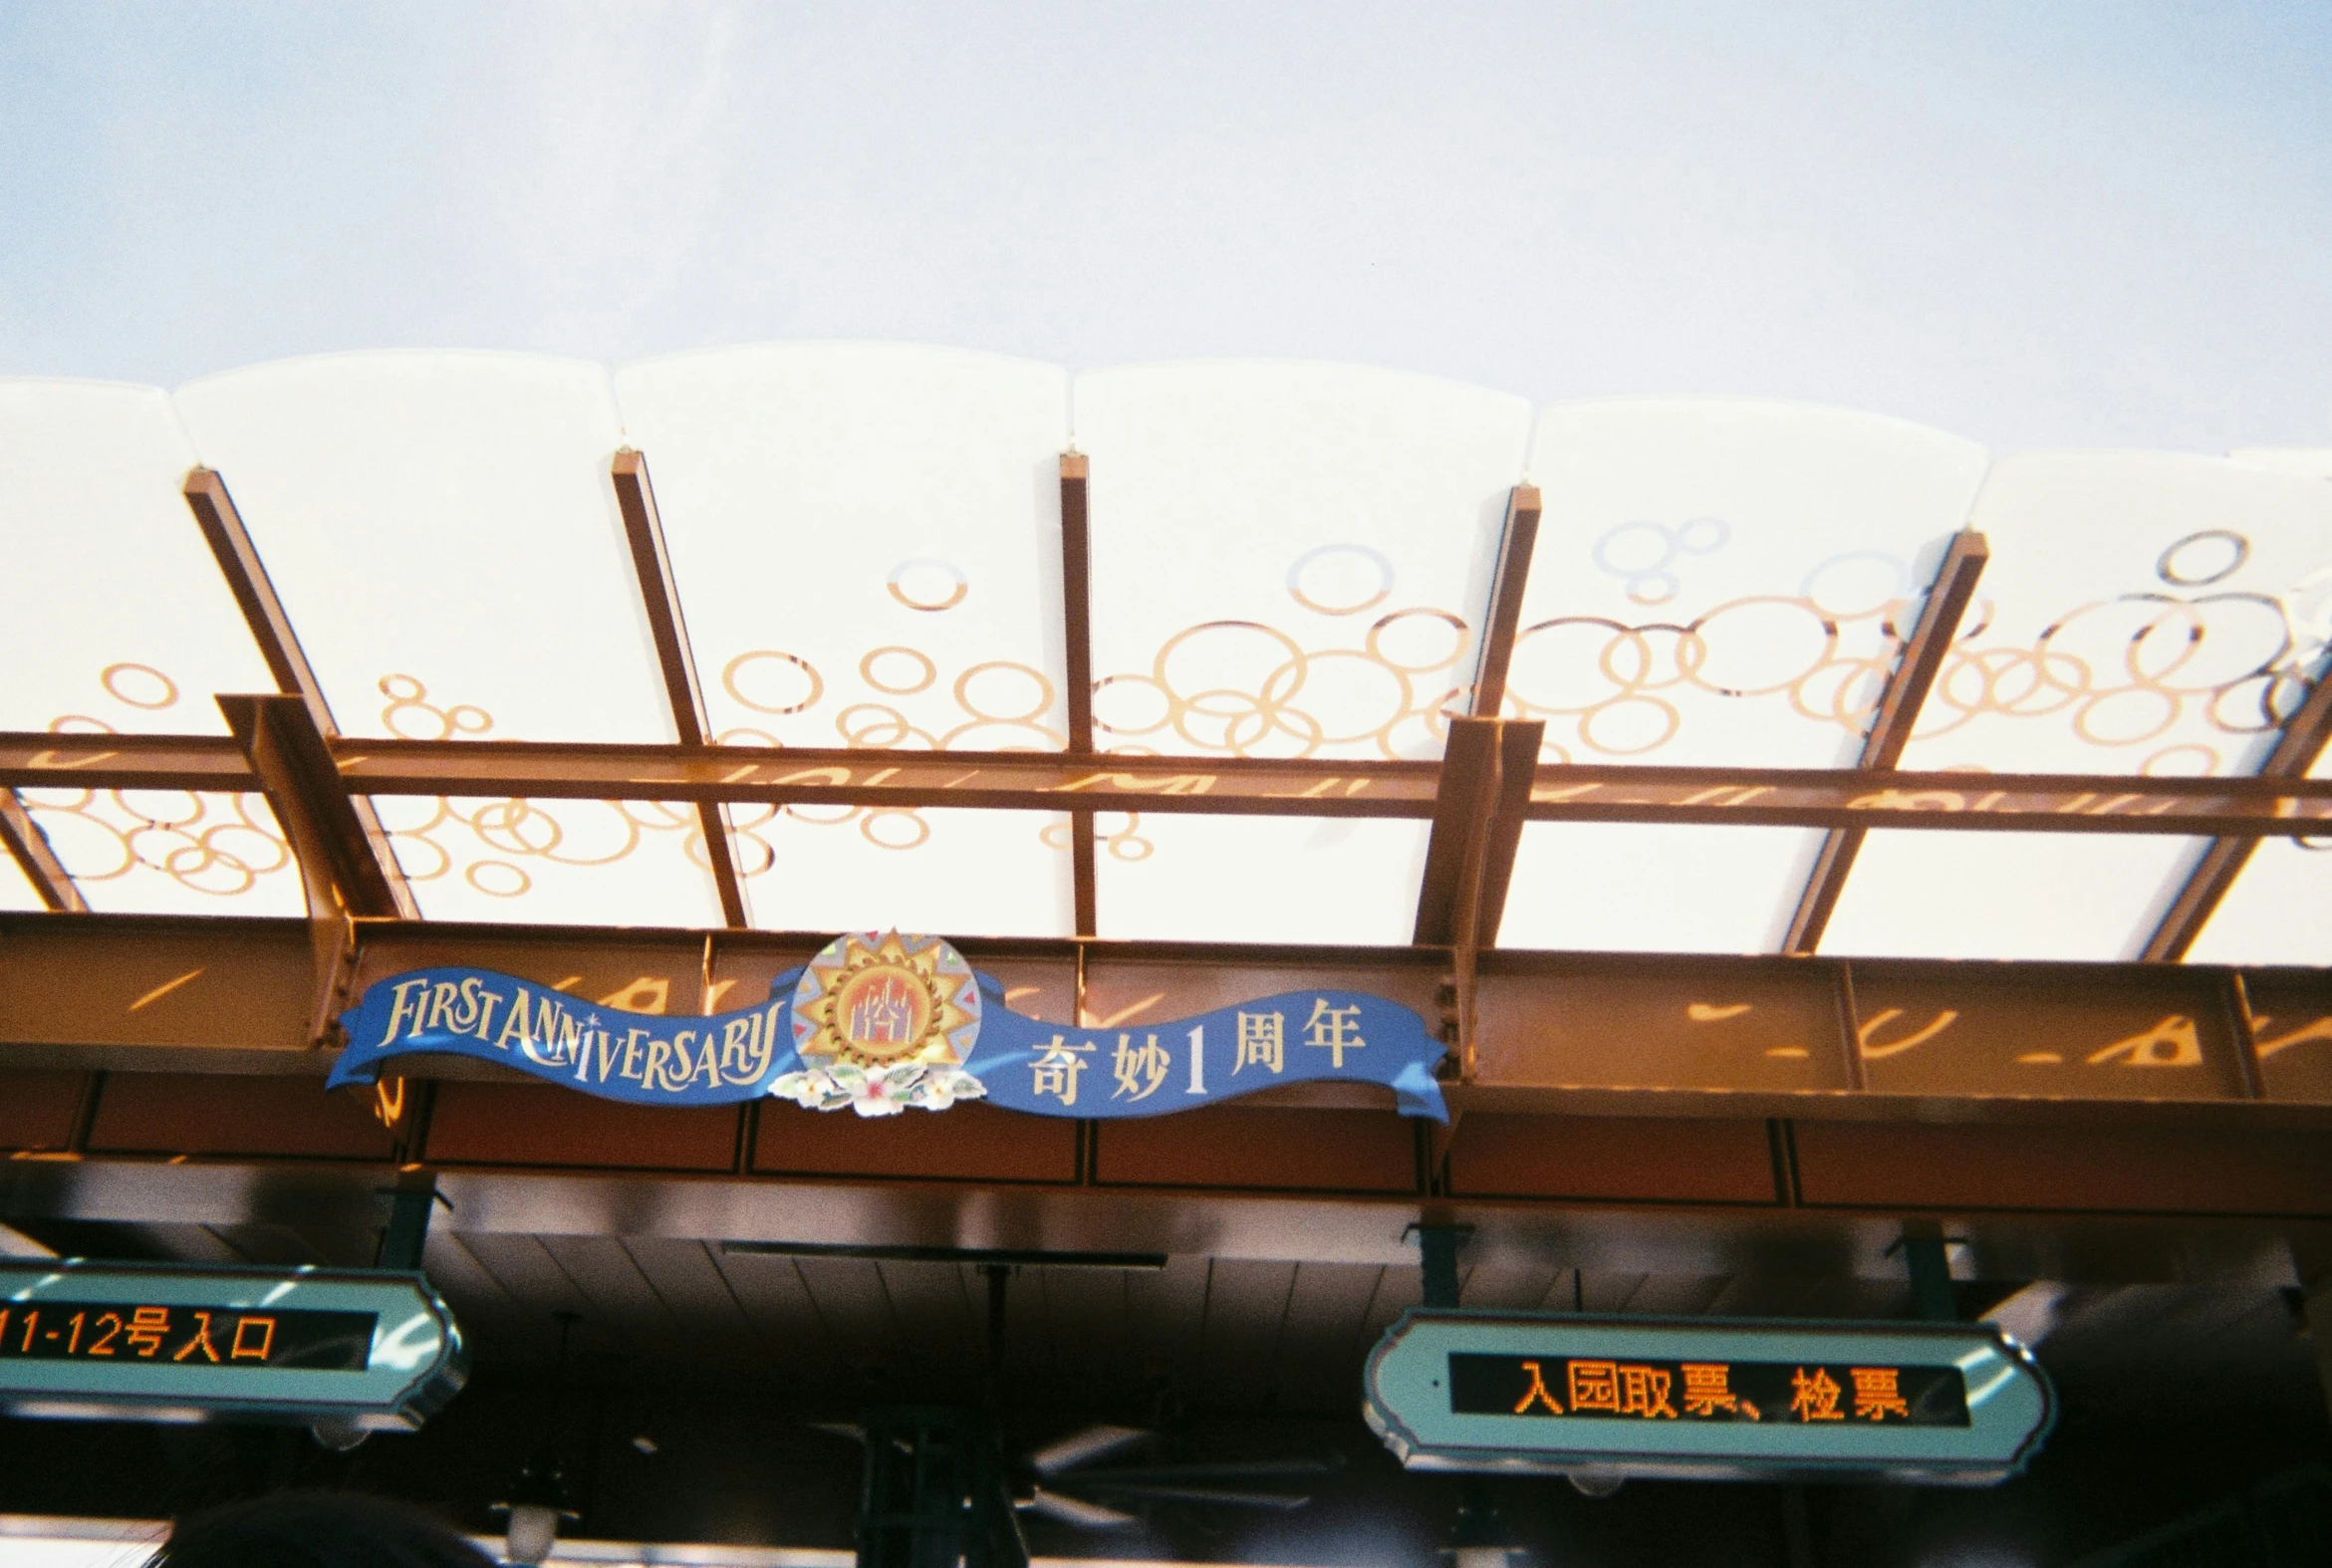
[11,1215,2311,1428]
[2,348,2329,962]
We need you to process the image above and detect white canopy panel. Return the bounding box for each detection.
[1495,399,1989,952]
[2186,747,2332,968]
[1498,824,1824,954]
[729,807,1072,938]
[1076,362,1531,762]
[614,345,1075,935]
[1074,363,1527,945]
[615,345,1073,753]
[2,347,2322,961]
[1824,453,2332,961]
[172,353,719,926]
[0,380,301,916]
[2229,448,2332,480]
[1093,812,1427,946]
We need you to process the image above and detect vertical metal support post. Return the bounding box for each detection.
[1418,1224,1465,1310]
[377,1177,440,1272]
[1058,453,1098,937]
[1904,1232,1955,1323]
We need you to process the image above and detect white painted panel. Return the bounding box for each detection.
[1094,813,1429,946]
[172,353,715,925]
[0,380,301,915]
[1840,453,2332,959]
[1076,361,1530,763]
[614,345,1074,936]
[725,807,1072,938]
[2228,448,2332,480]
[1500,398,1986,950]
[1076,362,1527,942]
[1514,398,1990,768]
[1822,831,2206,962]
[1898,454,2332,778]
[1497,823,1825,953]
[2187,752,2332,967]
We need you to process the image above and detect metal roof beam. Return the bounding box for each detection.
[1414,719,1543,945]
[1415,717,1543,1080]
[1783,530,1988,953]
[217,692,403,1042]
[611,449,748,928]
[1060,453,1098,936]
[1414,718,1500,946]
[217,694,404,921]
[1467,485,1543,719]
[2142,657,2332,961]
[7,731,2332,834]
[184,468,419,920]
[0,791,88,913]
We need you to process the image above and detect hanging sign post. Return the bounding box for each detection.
[1366,1311,2053,1486]
[0,1262,465,1432]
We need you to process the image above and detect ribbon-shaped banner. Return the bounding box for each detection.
[328,931,1447,1122]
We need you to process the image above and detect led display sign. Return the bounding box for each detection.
[0,1262,465,1432]
[1368,1312,2052,1485]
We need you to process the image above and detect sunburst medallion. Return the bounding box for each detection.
[789,930,982,1069]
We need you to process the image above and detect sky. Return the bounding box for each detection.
[1,1,2328,454]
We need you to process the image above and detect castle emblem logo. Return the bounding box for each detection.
[771,931,986,1116]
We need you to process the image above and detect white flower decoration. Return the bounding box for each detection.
[767,1061,987,1117]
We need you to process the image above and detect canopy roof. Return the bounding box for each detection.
[2,346,2327,964]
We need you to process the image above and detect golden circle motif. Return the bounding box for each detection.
[862,647,938,696]
[101,662,179,710]
[952,661,1056,726]
[724,651,825,716]
[860,808,931,851]
[465,860,530,898]
[2157,530,2248,588]
[1286,544,1395,617]
[886,559,969,612]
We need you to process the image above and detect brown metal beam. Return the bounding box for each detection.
[611,449,748,927]
[9,913,2332,1140]
[2143,657,2332,961]
[217,695,404,921]
[184,467,418,920]
[217,693,405,1044]
[1413,718,1545,946]
[0,792,88,913]
[1060,453,1098,935]
[1467,485,1542,718]
[1415,718,1544,1081]
[1474,720,1545,946]
[1413,718,1499,945]
[1783,530,1988,953]
[7,729,2332,835]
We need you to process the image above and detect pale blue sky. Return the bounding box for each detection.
[2,1,2327,451]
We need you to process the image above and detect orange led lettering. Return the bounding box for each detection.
[1681,1363,1741,1418]
[1851,1367,1911,1421]
[124,1306,170,1358]
[1790,1366,1844,1422]
[170,1311,221,1363]
[1567,1359,1621,1413]
[230,1316,277,1361]
[1511,1361,1564,1415]
[1618,1364,1678,1419]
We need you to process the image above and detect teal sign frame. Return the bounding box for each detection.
[1366,1311,2053,1485]
[0,1262,466,1432]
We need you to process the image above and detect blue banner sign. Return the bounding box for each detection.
[1367,1311,2053,1485]
[329,931,1448,1122]
[0,1262,465,1432]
